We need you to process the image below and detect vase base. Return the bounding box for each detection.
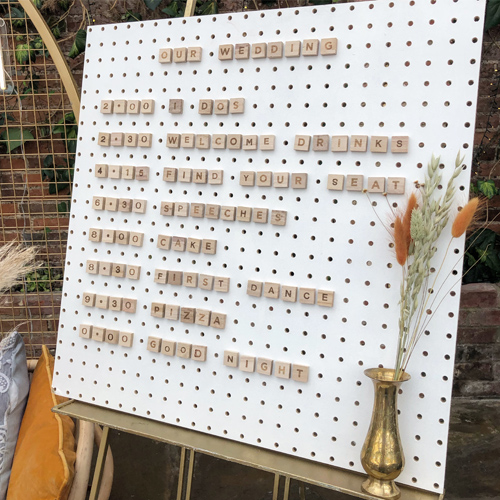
[362,477,401,500]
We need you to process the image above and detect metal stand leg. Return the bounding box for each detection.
[299,481,307,500]
[273,474,281,500]
[177,447,196,500]
[283,476,291,500]
[89,426,110,500]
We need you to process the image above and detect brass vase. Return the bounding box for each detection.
[360,368,411,500]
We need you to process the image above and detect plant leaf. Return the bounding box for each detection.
[485,0,500,30]
[196,0,218,15]
[144,0,162,9]
[0,128,34,152]
[477,179,498,199]
[15,43,31,65]
[68,29,87,59]
[32,0,43,9]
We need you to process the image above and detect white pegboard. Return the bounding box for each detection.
[53,0,486,493]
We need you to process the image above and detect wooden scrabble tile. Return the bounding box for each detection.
[271,210,287,226]
[199,99,214,115]
[105,197,118,212]
[387,177,406,194]
[247,280,263,297]
[193,169,207,184]
[196,134,211,149]
[218,44,233,60]
[236,206,252,222]
[320,37,337,55]
[223,350,239,367]
[302,39,319,56]
[109,297,123,311]
[111,263,126,278]
[257,358,273,376]
[208,170,223,185]
[154,269,168,284]
[260,135,275,151]
[122,298,137,314]
[183,272,198,287]
[181,134,195,148]
[161,339,176,356]
[138,133,153,148]
[160,201,175,217]
[187,238,201,253]
[172,236,187,252]
[82,292,96,307]
[151,302,165,318]
[187,46,202,62]
[212,134,227,149]
[162,168,177,184]
[115,231,129,245]
[96,295,109,310]
[180,307,196,324]
[239,355,255,372]
[86,260,99,274]
[194,308,211,326]
[253,208,268,224]
[199,274,214,290]
[159,47,172,63]
[118,198,132,212]
[268,41,283,58]
[92,196,105,211]
[92,326,105,343]
[331,135,349,152]
[313,135,329,151]
[177,342,192,358]
[367,177,385,193]
[121,165,135,179]
[243,135,258,151]
[210,312,226,329]
[126,99,141,114]
[214,277,230,293]
[191,345,207,362]
[275,361,291,379]
[350,135,368,152]
[95,164,108,178]
[346,175,364,191]
[281,285,298,302]
[135,166,150,180]
[294,135,311,151]
[174,201,190,217]
[264,282,280,299]
[214,99,229,115]
[166,134,181,148]
[102,229,115,243]
[317,290,335,307]
[105,330,119,345]
[285,40,301,57]
[256,171,272,187]
[370,136,389,153]
[98,262,112,276]
[108,165,121,179]
[169,99,184,114]
[125,133,138,147]
[147,336,162,353]
[228,134,242,150]
[291,173,308,189]
[126,265,141,280]
[327,174,345,191]
[291,364,309,382]
[88,228,102,242]
[251,43,266,59]
[133,199,147,214]
[173,47,187,63]
[202,239,217,255]
[119,331,134,347]
[299,288,316,304]
[79,324,92,339]
[100,100,113,114]
[190,203,205,218]
[230,98,245,114]
[165,305,180,320]
[157,235,172,250]
[220,206,236,221]
[273,173,289,188]
[235,43,250,59]
[130,232,144,247]
[205,204,220,219]
[114,100,127,114]
[391,136,409,153]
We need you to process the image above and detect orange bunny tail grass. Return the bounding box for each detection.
[451,197,480,238]
[394,216,408,266]
[403,192,418,251]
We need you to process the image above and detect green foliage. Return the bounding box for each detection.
[144,0,163,10]
[0,128,34,152]
[162,0,185,17]
[7,7,26,29]
[32,0,43,9]
[13,266,64,293]
[15,43,33,65]
[42,155,74,194]
[196,0,218,16]
[463,229,500,284]
[162,0,218,17]
[121,10,143,22]
[52,112,78,154]
[68,29,87,59]
[471,179,499,199]
[485,0,500,30]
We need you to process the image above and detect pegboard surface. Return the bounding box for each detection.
[53,0,486,493]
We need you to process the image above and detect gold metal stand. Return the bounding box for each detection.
[53,400,444,500]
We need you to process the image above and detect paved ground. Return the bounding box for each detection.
[106,398,500,500]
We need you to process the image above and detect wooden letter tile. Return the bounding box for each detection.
[157,235,171,251]
[154,269,168,284]
[126,99,140,114]
[126,265,141,280]
[312,135,329,151]
[281,285,297,303]
[253,208,268,224]
[160,201,175,217]
[212,134,227,149]
[199,274,214,291]
[260,135,275,151]
[79,324,92,339]
[257,358,273,376]
[214,99,229,115]
[195,309,211,326]
[346,175,364,191]
[187,47,202,62]
[350,135,368,152]
[187,238,201,254]
[109,297,123,311]
[165,305,180,320]
[173,47,187,63]
[264,282,280,299]
[183,272,198,288]
[256,171,272,187]
[86,260,99,275]
[114,100,127,114]
[167,271,183,286]
[130,232,144,247]
[122,298,137,314]
[92,327,105,343]
[199,99,214,115]
[177,343,192,359]
[294,135,311,151]
[98,262,112,277]
[118,198,132,213]
[105,197,118,212]
[193,169,207,184]
[196,134,211,149]
[169,99,183,114]
[191,345,207,362]
[116,230,130,245]
[223,350,239,368]
[327,174,345,191]
[92,196,105,211]
[317,290,335,307]
[239,355,255,372]
[218,44,233,60]
[100,100,113,114]
[235,43,250,59]
[121,165,135,179]
[274,361,291,379]
[151,302,165,318]
[161,339,176,356]
[320,38,337,55]
[159,48,172,63]
[291,173,308,189]
[221,206,236,221]
[285,40,301,57]
[391,136,409,153]
[180,307,196,324]
[268,41,283,59]
[271,210,287,226]
[229,98,245,114]
[82,292,96,307]
[247,280,263,297]
[147,336,161,353]
[299,288,316,304]
[205,204,220,219]
[236,206,252,222]
[273,173,289,188]
[302,39,319,56]
[208,170,223,185]
[112,263,126,278]
[102,229,115,243]
[125,133,138,147]
[119,331,134,347]
[138,133,153,148]
[331,135,349,152]
[135,166,150,181]
[292,364,309,382]
[174,202,190,217]
[181,134,195,149]
[133,199,147,214]
[88,228,102,242]
[228,134,242,150]
[367,177,385,193]
[105,329,119,345]
[370,136,389,153]
[95,164,108,178]
[172,237,187,252]
[210,312,226,329]
[163,168,177,182]
[387,177,406,194]
[251,43,266,59]
[214,277,230,293]
[202,239,217,255]
[98,132,111,147]
[166,133,181,148]
[190,203,205,218]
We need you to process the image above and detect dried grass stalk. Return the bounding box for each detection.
[394,216,407,266]
[0,242,41,297]
[403,193,418,252]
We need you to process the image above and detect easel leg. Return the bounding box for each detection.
[283,476,291,500]
[185,449,195,500]
[272,474,280,500]
[89,426,110,500]
[299,481,306,500]
[177,447,187,500]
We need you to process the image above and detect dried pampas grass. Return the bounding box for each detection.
[0,242,41,298]
[452,197,481,238]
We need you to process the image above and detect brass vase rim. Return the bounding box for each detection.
[364,367,411,383]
